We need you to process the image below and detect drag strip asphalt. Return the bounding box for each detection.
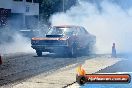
[0,53,93,86]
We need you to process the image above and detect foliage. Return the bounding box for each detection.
[39,0,77,23]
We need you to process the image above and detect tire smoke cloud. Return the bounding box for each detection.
[50,0,132,54]
[0,28,34,54]
[0,22,49,54]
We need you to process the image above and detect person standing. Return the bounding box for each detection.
[0,54,2,65]
[112,43,116,57]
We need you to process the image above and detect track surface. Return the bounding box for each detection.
[0,53,126,88]
[97,54,132,73]
[78,54,132,88]
[0,53,93,86]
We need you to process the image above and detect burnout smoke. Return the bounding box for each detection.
[50,0,132,54]
[0,20,49,54]
[0,28,34,54]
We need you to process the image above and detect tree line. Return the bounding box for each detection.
[38,0,77,23]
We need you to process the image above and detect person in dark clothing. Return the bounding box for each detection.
[112,43,116,57]
[0,54,2,65]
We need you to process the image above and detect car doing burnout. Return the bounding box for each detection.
[31,25,96,56]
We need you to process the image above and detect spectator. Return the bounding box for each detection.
[112,43,116,57]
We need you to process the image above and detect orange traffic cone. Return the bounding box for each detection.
[0,54,2,65]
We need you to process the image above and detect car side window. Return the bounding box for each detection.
[76,28,81,35]
[80,27,88,35]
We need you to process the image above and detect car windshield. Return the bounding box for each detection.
[47,27,77,36]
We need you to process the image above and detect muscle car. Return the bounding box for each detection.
[31,25,96,57]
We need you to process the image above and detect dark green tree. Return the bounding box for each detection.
[39,0,77,23]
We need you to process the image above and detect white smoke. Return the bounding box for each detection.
[0,32,34,54]
[50,0,132,54]
[0,20,49,54]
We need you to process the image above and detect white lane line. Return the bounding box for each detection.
[116,72,132,74]
[94,72,132,74]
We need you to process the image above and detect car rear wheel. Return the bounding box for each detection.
[69,43,78,57]
[36,50,42,56]
[83,45,90,56]
[71,47,76,57]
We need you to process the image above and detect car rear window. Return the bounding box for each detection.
[47,27,78,36]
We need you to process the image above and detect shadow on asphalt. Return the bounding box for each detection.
[33,53,90,58]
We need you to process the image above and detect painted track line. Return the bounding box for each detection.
[62,81,77,88]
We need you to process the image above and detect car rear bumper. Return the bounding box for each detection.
[31,45,69,52]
